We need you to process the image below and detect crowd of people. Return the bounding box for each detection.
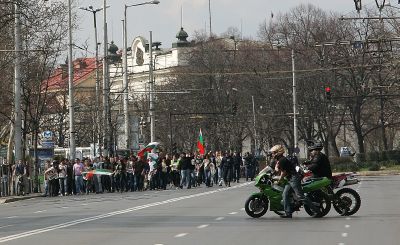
[42,151,260,197]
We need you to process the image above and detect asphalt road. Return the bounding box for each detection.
[0,175,399,245]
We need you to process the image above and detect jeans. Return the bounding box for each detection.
[217,167,223,185]
[75,175,83,194]
[59,178,67,195]
[180,169,190,188]
[245,166,254,181]
[283,174,316,215]
[204,169,212,186]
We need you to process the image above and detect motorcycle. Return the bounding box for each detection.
[303,168,361,216]
[244,167,331,218]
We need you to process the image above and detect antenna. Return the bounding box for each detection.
[180,5,183,28]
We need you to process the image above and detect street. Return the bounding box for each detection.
[0,175,399,245]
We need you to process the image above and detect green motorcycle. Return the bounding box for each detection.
[245,167,332,218]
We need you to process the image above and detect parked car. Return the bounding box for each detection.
[340,147,355,157]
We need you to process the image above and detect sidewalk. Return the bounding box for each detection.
[0,193,43,204]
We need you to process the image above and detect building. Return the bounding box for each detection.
[109,27,192,151]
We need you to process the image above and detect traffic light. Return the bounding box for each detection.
[325,87,332,101]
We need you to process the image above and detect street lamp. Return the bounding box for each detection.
[68,0,76,161]
[80,6,104,157]
[123,0,159,148]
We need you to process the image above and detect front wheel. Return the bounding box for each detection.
[304,191,331,218]
[333,188,361,216]
[245,195,269,218]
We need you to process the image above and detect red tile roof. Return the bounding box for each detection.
[42,57,101,92]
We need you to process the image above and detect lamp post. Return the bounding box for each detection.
[14,0,22,162]
[292,49,298,154]
[123,0,159,147]
[80,6,104,157]
[68,0,76,161]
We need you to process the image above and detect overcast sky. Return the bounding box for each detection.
[72,0,391,56]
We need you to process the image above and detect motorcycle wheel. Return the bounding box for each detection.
[333,188,361,216]
[304,191,331,218]
[245,195,269,218]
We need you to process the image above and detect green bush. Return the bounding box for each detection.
[379,160,397,167]
[354,153,366,164]
[332,163,359,172]
[366,152,380,162]
[330,156,354,165]
[368,163,381,171]
[385,150,400,164]
[379,151,388,162]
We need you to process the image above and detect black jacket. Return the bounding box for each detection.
[307,152,332,179]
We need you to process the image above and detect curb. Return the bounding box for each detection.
[0,194,43,204]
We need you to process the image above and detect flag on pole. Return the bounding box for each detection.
[197,129,205,155]
[138,142,160,158]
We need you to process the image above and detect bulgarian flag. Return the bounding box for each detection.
[197,128,205,155]
[138,142,160,158]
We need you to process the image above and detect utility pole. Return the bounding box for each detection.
[292,49,298,154]
[149,31,155,142]
[80,6,104,157]
[68,0,76,161]
[102,0,110,156]
[252,95,257,155]
[14,0,22,162]
[122,19,130,149]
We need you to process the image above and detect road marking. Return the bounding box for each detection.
[174,233,188,238]
[81,203,88,206]
[345,217,351,220]
[0,225,13,229]
[338,243,345,245]
[215,217,225,221]
[229,212,238,215]
[34,210,46,214]
[0,182,251,243]
[342,233,348,237]
[240,208,245,211]
[345,225,350,228]
[5,216,18,219]
[154,244,164,245]
[60,207,69,209]
[197,224,209,229]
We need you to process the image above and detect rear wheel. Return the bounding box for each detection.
[245,195,269,218]
[304,191,331,218]
[333,188,361,216]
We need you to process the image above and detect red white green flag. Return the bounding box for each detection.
[197,129,205,155]
[138,142,160,158]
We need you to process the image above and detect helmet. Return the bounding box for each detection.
[269,145,285,156]
[307,140,323,151]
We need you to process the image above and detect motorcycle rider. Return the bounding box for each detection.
[304,141,332,179]
[271,145,317,218]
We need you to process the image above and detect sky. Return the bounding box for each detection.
[69,0,391,57]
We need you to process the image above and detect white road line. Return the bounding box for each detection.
[0,182,251,243]
[229,212,238,215]
[197,224,209,229]
[81,203,88,206]
[0,225,13,229]
[345,217,351,220]
[338,243,345,245]
[174,233,188,238]
[60,207,69,209]
[33,210,47,214]
[342,233,348,238]
[5,216,18,219]
[215,217,225,221]
[345,225,350,228]
[154,244,164,245]
[240,208,245,211]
